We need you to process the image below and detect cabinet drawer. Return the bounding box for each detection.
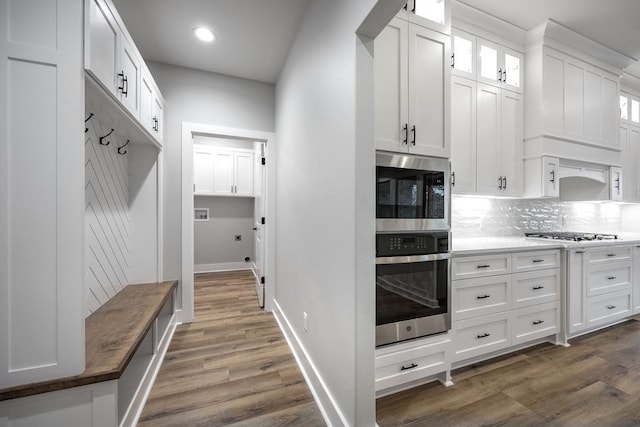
[452,275,511,321]
[453,313,510,362]
[512,302,559,345]
[375,338,450,391]
[587,291,632,328]
[589,246,632,264]
[587,262,632,297]
[512,269,560,308]
[512,250,560,273]
[452,254,510,280]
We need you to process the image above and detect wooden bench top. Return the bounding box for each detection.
[0,280,177,401]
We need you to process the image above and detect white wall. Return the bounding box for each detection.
[622,204,640,232]
[274,0,389,424]
[194,196,254,268]
[146,61,275,306]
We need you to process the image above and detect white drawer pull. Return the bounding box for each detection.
[532,285,544,290]
[476,294,491,300]
[607,305,617,310]
[400,363,418,371]
[532,320,544,325]
[532,259,544,263]
[476,333,491,339]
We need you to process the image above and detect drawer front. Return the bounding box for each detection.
[452,275,511,321]
[375,341,449,391]
[453,313,510,362]
[512,269,560,309]
[512,250,561,273]
[589,246,632,264]
[512,302,559,345]
[587,263,632,297]
[587,291,632,328]
[452,254,510,280]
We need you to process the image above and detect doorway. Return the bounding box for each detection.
[181,123,275,323]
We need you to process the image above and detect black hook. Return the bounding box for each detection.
[117,139,130,155]
[85,113,94,133]
[99,128,114,146]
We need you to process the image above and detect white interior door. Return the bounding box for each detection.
[253,143,266,307]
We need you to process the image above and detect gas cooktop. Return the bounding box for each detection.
[525,232,619,242]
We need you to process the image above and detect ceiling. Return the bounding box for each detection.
[113,0,640,84]
[112,0,310,84]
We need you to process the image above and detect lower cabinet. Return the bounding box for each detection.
[375,333,452,394]
[452,249,561,365]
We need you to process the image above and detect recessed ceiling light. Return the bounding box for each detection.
[193,27,215,43]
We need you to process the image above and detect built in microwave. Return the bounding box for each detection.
[376,152,451,232]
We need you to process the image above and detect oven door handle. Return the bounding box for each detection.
[376,253,451,264]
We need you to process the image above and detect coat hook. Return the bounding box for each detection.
[99,128,114,146]
[117,139,130,155]
[85,113,94,133]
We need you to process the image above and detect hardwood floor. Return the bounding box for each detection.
[377,319,640,427]
[138,270,325,426]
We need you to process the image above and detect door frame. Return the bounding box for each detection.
[181,122,276,323]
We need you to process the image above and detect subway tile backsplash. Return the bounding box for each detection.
[451,197,621,238]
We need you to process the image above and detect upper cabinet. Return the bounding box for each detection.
[84,0,164,147]
[398,0,451,35]
[194,146,254,198]
[619,90,640,202]
[374,16,451,158]
[452,31,522,94]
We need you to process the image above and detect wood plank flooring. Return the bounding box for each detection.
[138,271,325,426]
[377,319,640,427]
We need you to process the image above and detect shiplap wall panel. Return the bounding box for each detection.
[85,119,130,317]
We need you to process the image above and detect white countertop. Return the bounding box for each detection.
[452,234,640,255]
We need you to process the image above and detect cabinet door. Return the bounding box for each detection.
[501,47,523,93]
[563,59,584,138]
[193,148,214,195]
[119,36,140,116]
[584,69,602,143]
[543,49,565,134]
[374,18,408,153]
[451,30,475,78]
[477,39,500,87]
[408,0,451,34]
[634,246,640,314]
[212,151,234,195]
[140,70,154,134]
[476,83,501,195]
[542,156,560,198]
[234,152,254,197]
[85,0,119,95]
[567,249,587,334]
[601,74,619,147]
[500,90,523,196]
[152,95,164,143]
[621,125,639,202]
[450,76,476,193]
[610,166,623,201]
[408,25,450,157]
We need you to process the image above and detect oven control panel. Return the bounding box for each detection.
[376,232,449,257]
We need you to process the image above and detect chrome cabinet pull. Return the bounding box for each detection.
[452,171,456,187]
[400,363,417,371]
[498,68,503,81]
[477,333,491,339]
[451,52,455,69]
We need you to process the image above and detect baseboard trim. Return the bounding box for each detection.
[272,299,349,427]
[194,262,252,273]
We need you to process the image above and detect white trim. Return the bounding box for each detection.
[272,300,349,427]
[182,123,276,324]
[194,262,252,273]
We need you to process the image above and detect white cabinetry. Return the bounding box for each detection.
[193,146,254,197]
[450,29,523,196]
[451,249,560,364]
[1,0,84,387]
[375,333,452,394]
[633,245,640,314]
[374,17,450,158]
[523,155,559,198]
[567,245,633,337]
[619,91,640,202]
[84,0,164,147]
[398,0,451,35]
